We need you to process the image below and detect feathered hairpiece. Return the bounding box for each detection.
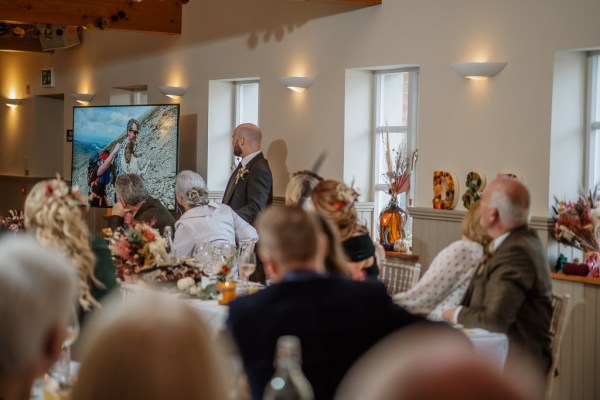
[332,182,359,212]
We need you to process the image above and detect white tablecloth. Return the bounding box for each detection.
[464,328,509,371]
[120,283,229,333]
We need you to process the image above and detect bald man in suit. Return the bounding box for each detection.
[222,123,273,225]
[223,123,273,282]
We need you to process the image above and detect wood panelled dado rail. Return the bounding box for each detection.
[0,0,184,35]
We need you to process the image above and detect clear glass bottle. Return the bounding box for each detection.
[263,336,314,400]
[162,225,175,258]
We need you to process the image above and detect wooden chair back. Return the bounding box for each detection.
[378,260,421,296]
[545,293,570,400]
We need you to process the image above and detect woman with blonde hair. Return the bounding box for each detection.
[393,201,491,320]
[285,170,323,206]
[72,293,230,400]
[311,180,378,281]
[24,178,116,313]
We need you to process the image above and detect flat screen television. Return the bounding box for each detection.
[71,104,180,210]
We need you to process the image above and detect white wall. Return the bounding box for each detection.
[1,0,600,216]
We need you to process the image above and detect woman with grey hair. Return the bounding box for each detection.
[174,170,258,257]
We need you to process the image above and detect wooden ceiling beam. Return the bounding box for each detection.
[294,0,381,4]
[0,0,183,35]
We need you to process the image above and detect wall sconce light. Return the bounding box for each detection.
[5,98,21,109]
[158,86,188,99]
[278,76,315,93]
[451,62,507,81]
[70,93,95,105]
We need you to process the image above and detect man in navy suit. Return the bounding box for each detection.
[222,123,273,225]
[227,205,427,400]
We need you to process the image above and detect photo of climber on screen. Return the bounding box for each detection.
[71,104,180,210]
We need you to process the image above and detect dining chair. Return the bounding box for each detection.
[373,241,386,267]
[545,293,570,400]
[378,260,421,296]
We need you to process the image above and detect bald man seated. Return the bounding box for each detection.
[442,178,553,379]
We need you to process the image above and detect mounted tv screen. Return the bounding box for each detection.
[71,104,180,210]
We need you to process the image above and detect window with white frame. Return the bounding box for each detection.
[587,53,600,190]
[235,81,260,126]
[373,69,419,217]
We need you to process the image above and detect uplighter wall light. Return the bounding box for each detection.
[5,98,21,109]
[451,62,507,81]
[158,86,188,99]
[278,76,315,93]
[70,93,95,105]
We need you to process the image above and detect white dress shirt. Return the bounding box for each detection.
[240,150,262,167]
[173,201,258,257]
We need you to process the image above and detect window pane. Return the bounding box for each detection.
[238,83,259,125]
[376,131,407,184]
[378,72,408,127]
[595,59,600,122]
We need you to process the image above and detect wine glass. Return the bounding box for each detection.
[238,250,256,289]
[57,307,80,387]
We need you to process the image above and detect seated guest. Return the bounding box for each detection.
[442,178,553,380]
[0,236,77,400]
[285,172,350,277]
[285,170,323,207]
[174,170,257,257]
[72,293,229,400]
[108,173,175,235]
[25,178,116,313]
[311,180,378,280]
[393,201,490,320]
[227,205,426,400]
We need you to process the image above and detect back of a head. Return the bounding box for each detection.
[24,179,99,310]
[236,123,262,145]
[336,326,534,400]
[176,170,209,208]
[285,171,323,206]
[0,235,77,374]
[72,293,228,400]
[311,180,359,240]
[25,179,87,240]
[461,201,491,246]
[255,205,320,268]
[115,173,148,204]
[488,178,531,229]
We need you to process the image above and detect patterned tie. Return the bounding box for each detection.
[223,162,242,204]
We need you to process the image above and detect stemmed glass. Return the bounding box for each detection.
[57,307,80,387]
[238,249,256,289]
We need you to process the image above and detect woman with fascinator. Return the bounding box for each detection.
[24,178,117,321]
[311,180,379,281]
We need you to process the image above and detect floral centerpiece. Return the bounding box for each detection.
[108,215,202,282]
[0,209,24,233]
[553,189,600,278]
[379,129,418,248]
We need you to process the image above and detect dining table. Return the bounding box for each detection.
[462,328,509,371]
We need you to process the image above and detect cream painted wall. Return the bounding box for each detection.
[1,0,600,216]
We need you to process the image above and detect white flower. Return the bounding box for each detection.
[177,277,195,291]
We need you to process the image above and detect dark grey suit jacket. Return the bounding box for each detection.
[222,152,273,225]
[227,271,428,400]
[459,225,553,372]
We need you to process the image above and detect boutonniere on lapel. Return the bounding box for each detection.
[235,166,249,185]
